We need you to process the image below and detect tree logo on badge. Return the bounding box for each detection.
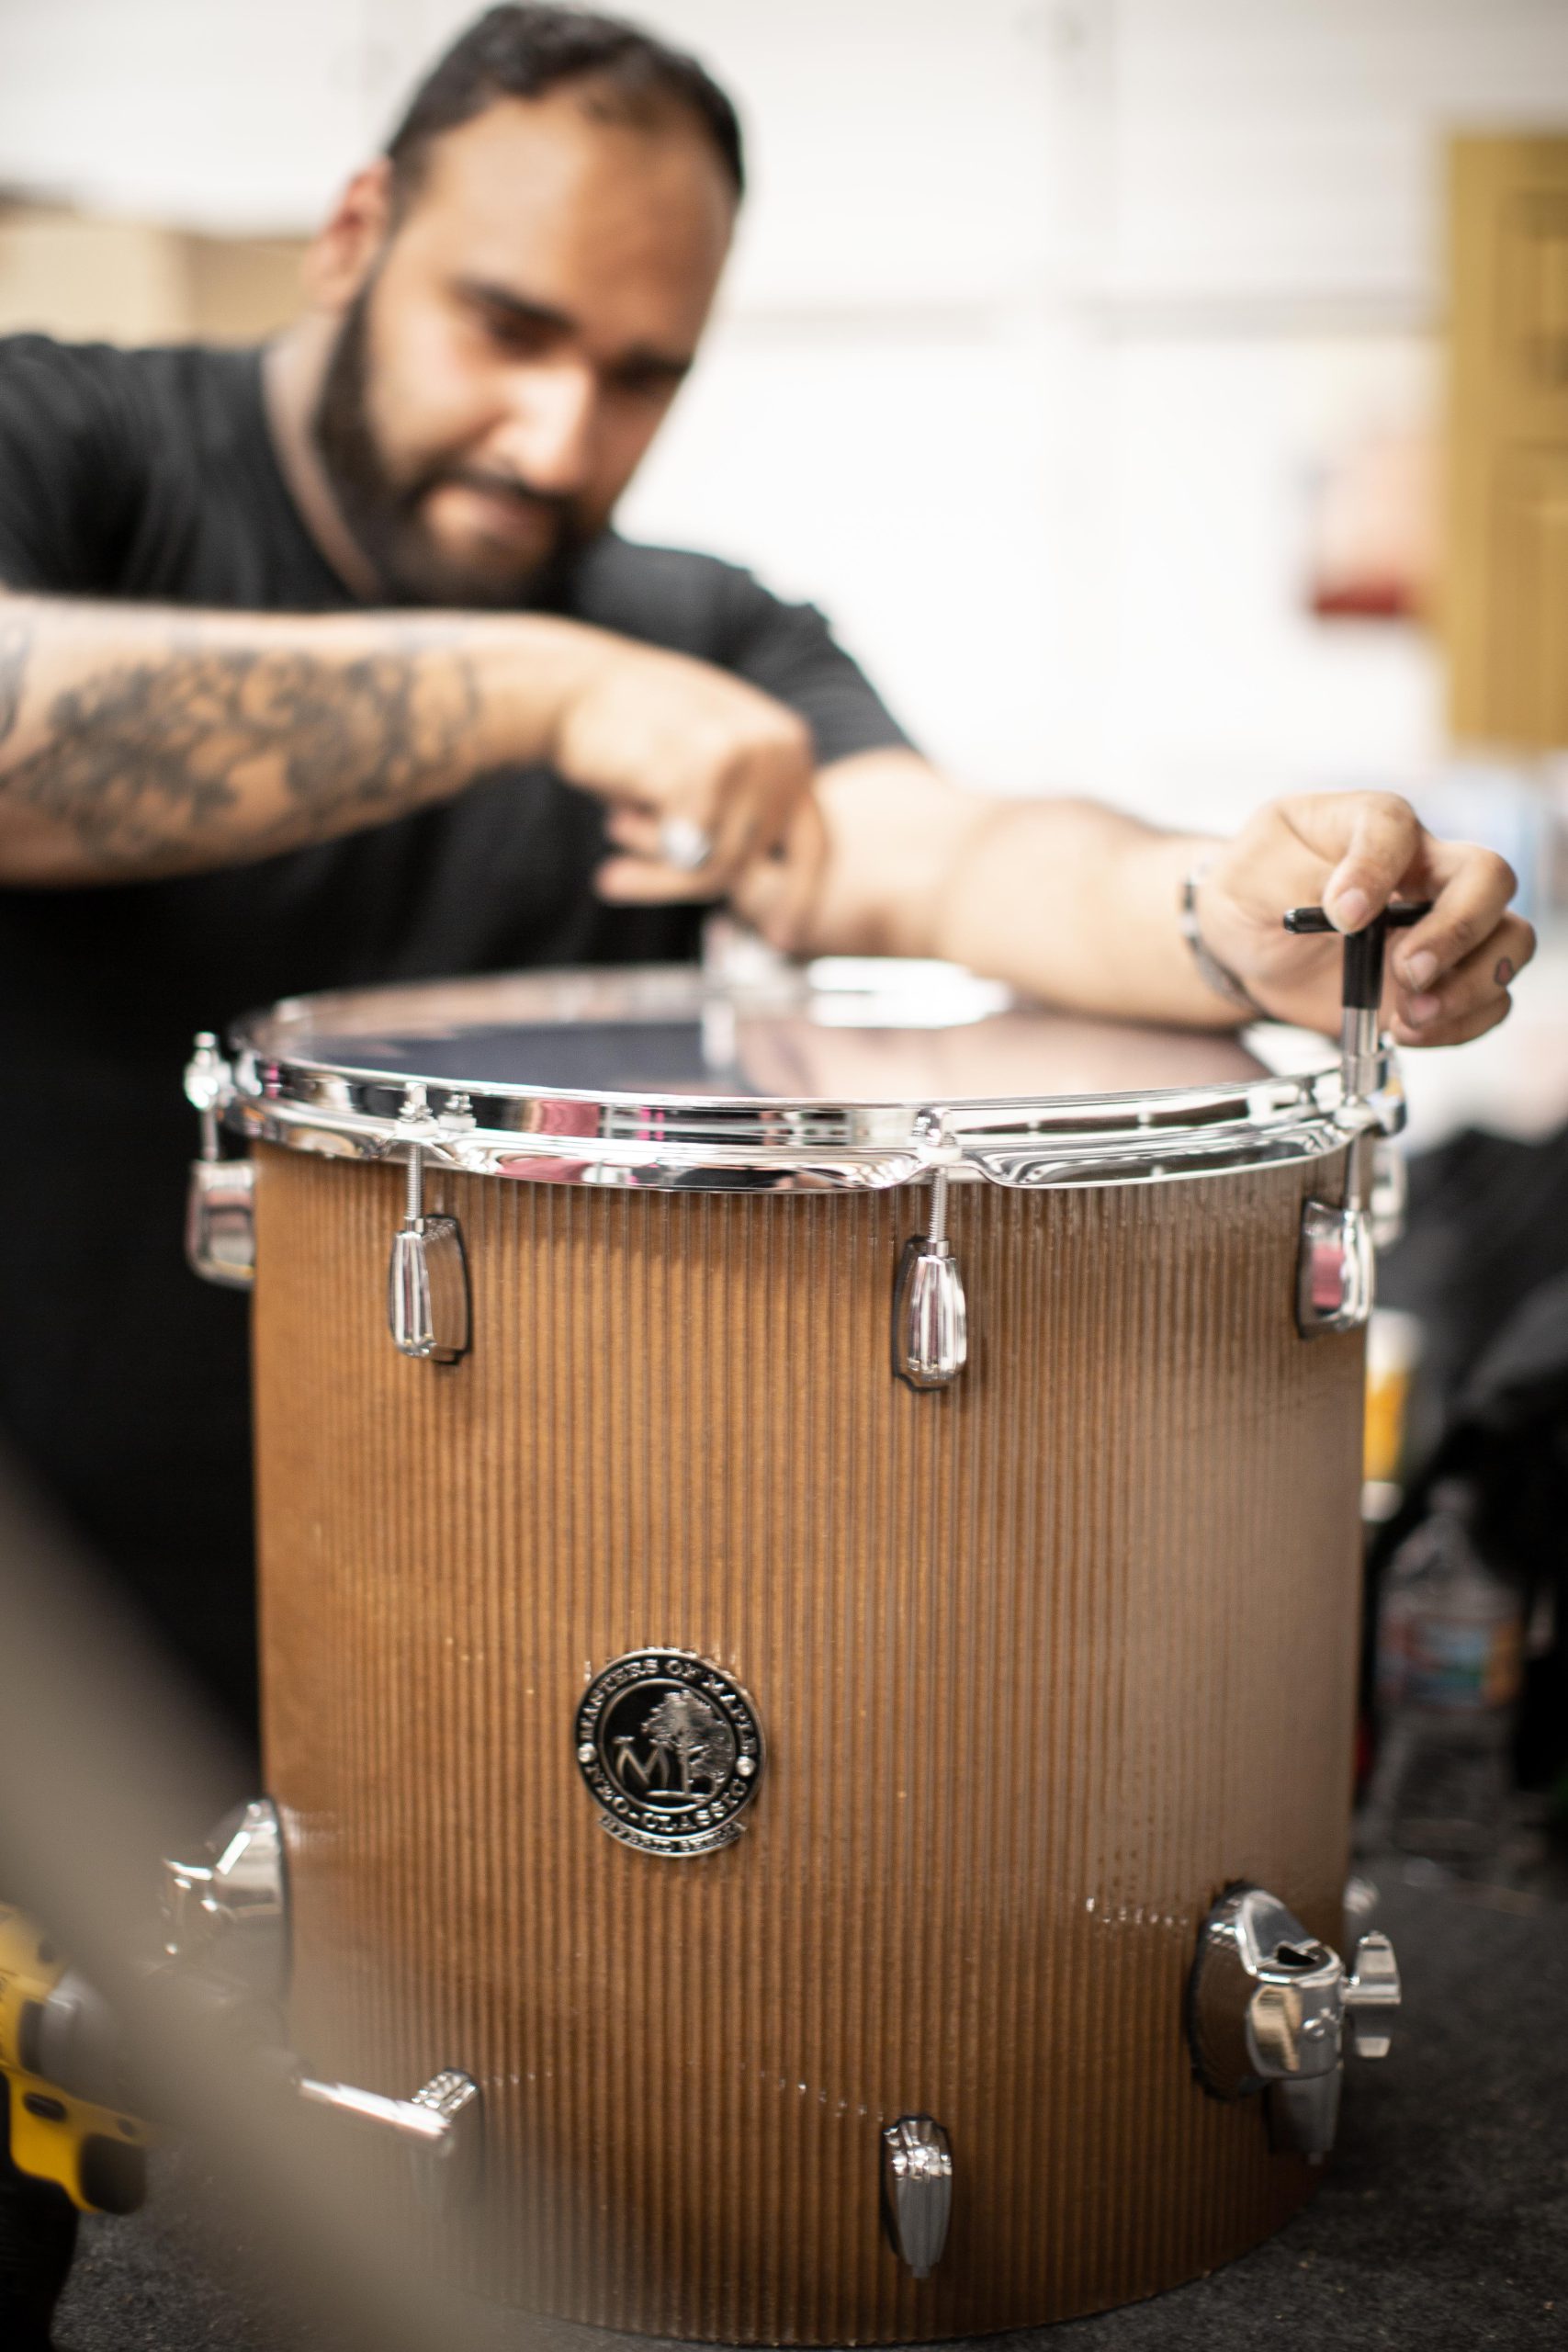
[574,1651,763,1857]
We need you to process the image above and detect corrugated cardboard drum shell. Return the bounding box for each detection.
[252,1142,1364,2344]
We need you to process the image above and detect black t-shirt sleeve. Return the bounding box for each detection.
[0,335,149,593]
[575,537,917,768]
[711,566,917,767]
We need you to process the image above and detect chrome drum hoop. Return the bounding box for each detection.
[205,963,1403,1196]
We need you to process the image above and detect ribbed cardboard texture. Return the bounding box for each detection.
[253,1145,1364,2343]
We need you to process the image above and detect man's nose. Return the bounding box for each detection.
[496,362,600,496]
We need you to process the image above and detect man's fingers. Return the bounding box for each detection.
[1389,843,1520,992]
[728,797,829,955]
[593,852,720,904]
[1389,986,1514,1052]
[1308,792,1425,931]
[1391,910,1534,1035]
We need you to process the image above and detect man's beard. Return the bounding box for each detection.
[311,284,589,609]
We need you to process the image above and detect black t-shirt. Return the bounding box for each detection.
[0,333,908,1727]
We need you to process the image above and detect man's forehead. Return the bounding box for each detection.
[400,88,735,306]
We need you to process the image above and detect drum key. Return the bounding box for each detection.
[1283,900,1429,1336]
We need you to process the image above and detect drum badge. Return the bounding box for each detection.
[574,1650,764,1858]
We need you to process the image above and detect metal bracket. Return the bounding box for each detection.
[892,1170,967,1388]
[1187,1883,1400,2157]
[881,2114,953,2277]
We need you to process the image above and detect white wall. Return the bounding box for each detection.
[2,0,1566,823]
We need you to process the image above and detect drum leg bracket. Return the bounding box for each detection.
[1186,1883,1401,2158]
[162,1801,483,2212]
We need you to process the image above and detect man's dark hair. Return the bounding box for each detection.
[385,4,745,201]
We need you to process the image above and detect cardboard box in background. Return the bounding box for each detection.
[0,204,305,345]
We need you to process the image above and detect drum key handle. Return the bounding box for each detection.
[892,1168,969,1389]
[387,1106,471,1364]
[1281,900,1430,1335]
[1187,1883,1400,2159]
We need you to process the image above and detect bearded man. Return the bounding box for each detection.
[0,5,1530,1743]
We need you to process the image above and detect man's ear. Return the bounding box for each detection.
[302,158,395,314]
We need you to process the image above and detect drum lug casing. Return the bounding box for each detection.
[184,1031,254,1288]
[388,1216,470,1363]
[881,2115,953,2277]
[186,1156,255,1290]
[387,1136,469,1363]
[1186,1883,1400,2158]
[1295,1198,1374,1336]
[893,1170,968,1388]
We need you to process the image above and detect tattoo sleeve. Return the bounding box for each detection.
[0,609,484,875]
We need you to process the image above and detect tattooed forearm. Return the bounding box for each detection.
[0,610,30,751]
[0,613,483,874]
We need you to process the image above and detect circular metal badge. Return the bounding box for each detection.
[574,1651,763,1858]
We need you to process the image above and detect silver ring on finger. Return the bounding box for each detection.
[658,815,714,874]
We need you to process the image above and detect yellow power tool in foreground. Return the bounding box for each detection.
[0,1906,149,2216]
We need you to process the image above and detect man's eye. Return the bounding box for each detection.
[475,306,549,353]
[612,367,682,401]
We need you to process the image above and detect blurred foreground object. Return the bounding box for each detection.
[0,1447,534,2352]
[0,1906,150,2215]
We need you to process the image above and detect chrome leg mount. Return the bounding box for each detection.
[388,1098,470,1364]
[1282,901,1428,1336]
[161,1797,289,2000]
[893,1169,968,1389]
[184,1033,254,1288]
[162,1799,482,2211]
[1187,1883,1400,2158]
[881,2114,953,2277]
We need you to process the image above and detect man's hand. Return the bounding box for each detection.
[0,594,825,894]
[1196,792,1535,1045]
[550,638,819,905]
